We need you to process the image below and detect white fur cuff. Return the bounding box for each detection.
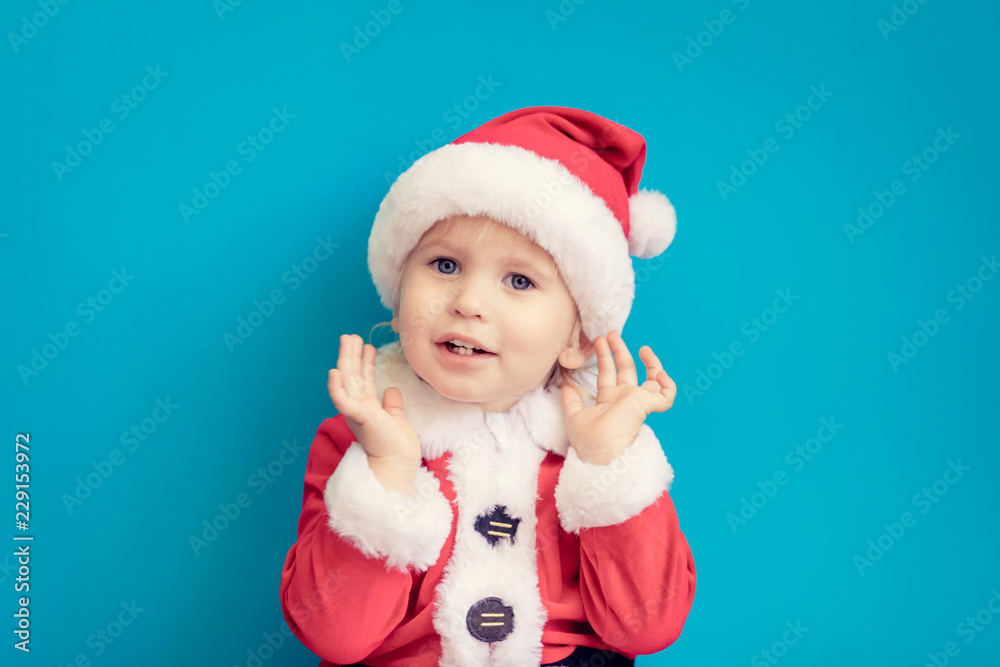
[554,424,674,534]
[324,442,454,573]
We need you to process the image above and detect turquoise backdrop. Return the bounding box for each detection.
[2,0,998,665]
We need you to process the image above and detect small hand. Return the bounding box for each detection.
[328,334,422,467]
[561,330,677,465]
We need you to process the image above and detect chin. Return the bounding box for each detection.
[429,380,493,404]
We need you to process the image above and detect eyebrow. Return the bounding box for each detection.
[419,239,552,276]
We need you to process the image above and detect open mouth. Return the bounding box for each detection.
[443,341,493,356]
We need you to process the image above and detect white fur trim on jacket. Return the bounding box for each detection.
[554,423,673,534]
[430,414,551,667]
[324,441,453,573]
[368,141,636,341]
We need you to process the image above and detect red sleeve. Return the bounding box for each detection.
[553,422,696,655]
[279,416,417,665]
[577,489,696,655]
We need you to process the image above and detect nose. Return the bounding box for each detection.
[449,275,488,320]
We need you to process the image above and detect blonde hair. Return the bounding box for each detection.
[370,215,598,405]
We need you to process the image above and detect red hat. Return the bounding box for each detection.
[368,106,677,340]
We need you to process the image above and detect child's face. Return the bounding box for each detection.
[391,215,590,412]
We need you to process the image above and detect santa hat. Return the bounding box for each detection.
[367,106,677,342]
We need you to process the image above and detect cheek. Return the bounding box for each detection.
[399,306,430,345]
[508,312,570,359]
[394,289,423,345]
[398,283,452,343]
[397,280,427,320]
[529,301,577,354]
[402,279,449,317]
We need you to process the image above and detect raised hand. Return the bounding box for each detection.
[561,330,677,466]
[328,334,422,473]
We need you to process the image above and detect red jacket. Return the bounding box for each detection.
[280,344,695,666]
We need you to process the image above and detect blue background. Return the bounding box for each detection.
[2,0,998,665]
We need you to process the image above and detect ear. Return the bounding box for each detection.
[557,320,594,370]
[390,312,398,333]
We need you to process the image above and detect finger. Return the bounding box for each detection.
[362,343,377,396]
[595,335,617,391]
[633,387,671,415]
[383,385,404,416]
[639,369,676,408]
[659,372,677,409]
[337,335,356,395]
[330,367,372,424]
[561,384,584,419]
[637,347,671,395]
[328,368,350,409]
[638,346,665,386]
[644,373,676,407]
[608,330,638,386]
[337,334,349,383]
[328,368,340,401]
[345,335,364,394]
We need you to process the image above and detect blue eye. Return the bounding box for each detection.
[433,258,458,274]
[506,274,534,291]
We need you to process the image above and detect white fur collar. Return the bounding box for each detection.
[372,342,583,460]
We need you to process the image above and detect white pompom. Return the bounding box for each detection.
[627,189,677,258]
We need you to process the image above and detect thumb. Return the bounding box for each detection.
[382,386,405,417]
[561,384,584,421]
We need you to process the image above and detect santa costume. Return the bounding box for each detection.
[280,106,696,667]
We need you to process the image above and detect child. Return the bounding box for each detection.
[280,106,696,667]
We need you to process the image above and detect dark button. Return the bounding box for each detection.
[474,505,520,546]
[466,597,514,642]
